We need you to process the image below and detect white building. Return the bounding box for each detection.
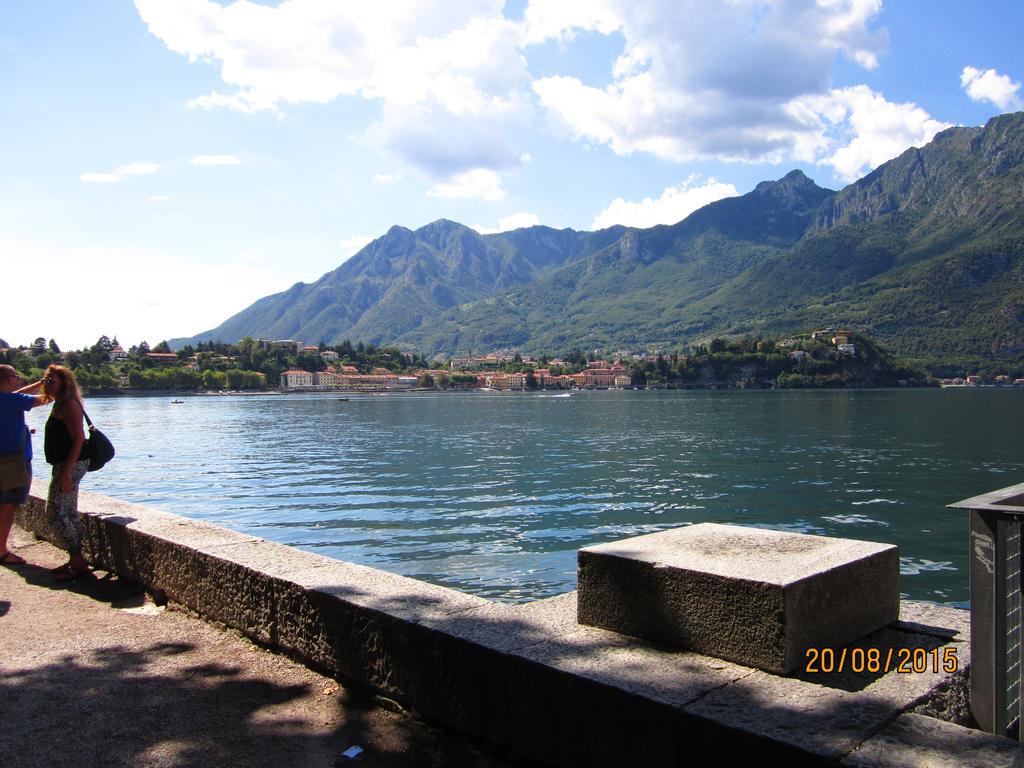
[281,369,313,389]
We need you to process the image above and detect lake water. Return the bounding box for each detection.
[27,388,1023,605]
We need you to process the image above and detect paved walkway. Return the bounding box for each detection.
[0,525,528,768]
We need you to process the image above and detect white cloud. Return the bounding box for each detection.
[522,0,622,45]
[80,163,161,183]
[529,0,888,164]
[373,173,399,185]
[134,0,515,108]
[799,86,952,181]
[340,235,374,257]
[591,176,738,229]
[190,154,242,166]
[961,66,1023,111]
[427,168,506,201]
[134,0,529,177]
[472,212,541,234]
[148,195,170,203]
[188,90,282,115]
[136,0,945,183]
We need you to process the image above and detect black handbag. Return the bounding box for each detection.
[82,409,115,472]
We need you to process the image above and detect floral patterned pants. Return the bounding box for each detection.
[46,460,89,555]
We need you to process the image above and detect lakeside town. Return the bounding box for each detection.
[280,349,634,392]
[3,330,1021,394]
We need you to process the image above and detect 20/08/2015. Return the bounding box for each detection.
[805,646,958,674]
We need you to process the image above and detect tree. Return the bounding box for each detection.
[34,351,56,368]
[259,359,284,383]
[656,354,669,376]
[152,340,172,353]
[48,339,61,354]
[91,335,114,354]
[31,337,47,355]
[525,372,538,389]
[295,351,326,372]
[203,370,227,389]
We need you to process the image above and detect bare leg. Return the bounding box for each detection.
[0,502,26,564]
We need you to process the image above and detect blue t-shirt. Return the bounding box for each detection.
[0,392,34,460]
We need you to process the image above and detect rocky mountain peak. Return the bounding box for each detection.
[749,170,832,215]
[811,112,1024,233]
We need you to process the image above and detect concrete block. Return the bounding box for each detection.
[578,523,899,673]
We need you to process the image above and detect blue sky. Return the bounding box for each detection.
[2,0,1021,350]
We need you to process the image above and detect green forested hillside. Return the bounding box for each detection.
[173,113,1024,367]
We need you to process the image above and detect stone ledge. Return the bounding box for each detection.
[841,713,1024,768]
[16,487,1022,767]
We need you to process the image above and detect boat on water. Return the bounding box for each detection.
[171,399,184,404]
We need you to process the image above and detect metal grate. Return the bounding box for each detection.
[1007,521,1021,732]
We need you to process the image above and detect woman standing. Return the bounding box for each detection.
[40,365,91,579]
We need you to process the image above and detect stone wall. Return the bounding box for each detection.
[18,481,1022,767]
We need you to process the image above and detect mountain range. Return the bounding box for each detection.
[172,112,1024,364]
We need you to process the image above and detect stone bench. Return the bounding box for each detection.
[577,523,900,673]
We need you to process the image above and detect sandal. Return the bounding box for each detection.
[48,563,72,574]
[0,551,27,565]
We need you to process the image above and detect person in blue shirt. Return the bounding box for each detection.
[0,364,49,564]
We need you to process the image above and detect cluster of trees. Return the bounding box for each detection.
[626,335,930,389]
[0,334,433,393]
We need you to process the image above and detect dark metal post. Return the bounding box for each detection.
[969,510,1009,734]
[950,482,1024,741]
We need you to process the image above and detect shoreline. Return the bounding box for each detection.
[80,383,1023,398]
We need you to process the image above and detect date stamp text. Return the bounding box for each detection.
[804,646,959,674]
